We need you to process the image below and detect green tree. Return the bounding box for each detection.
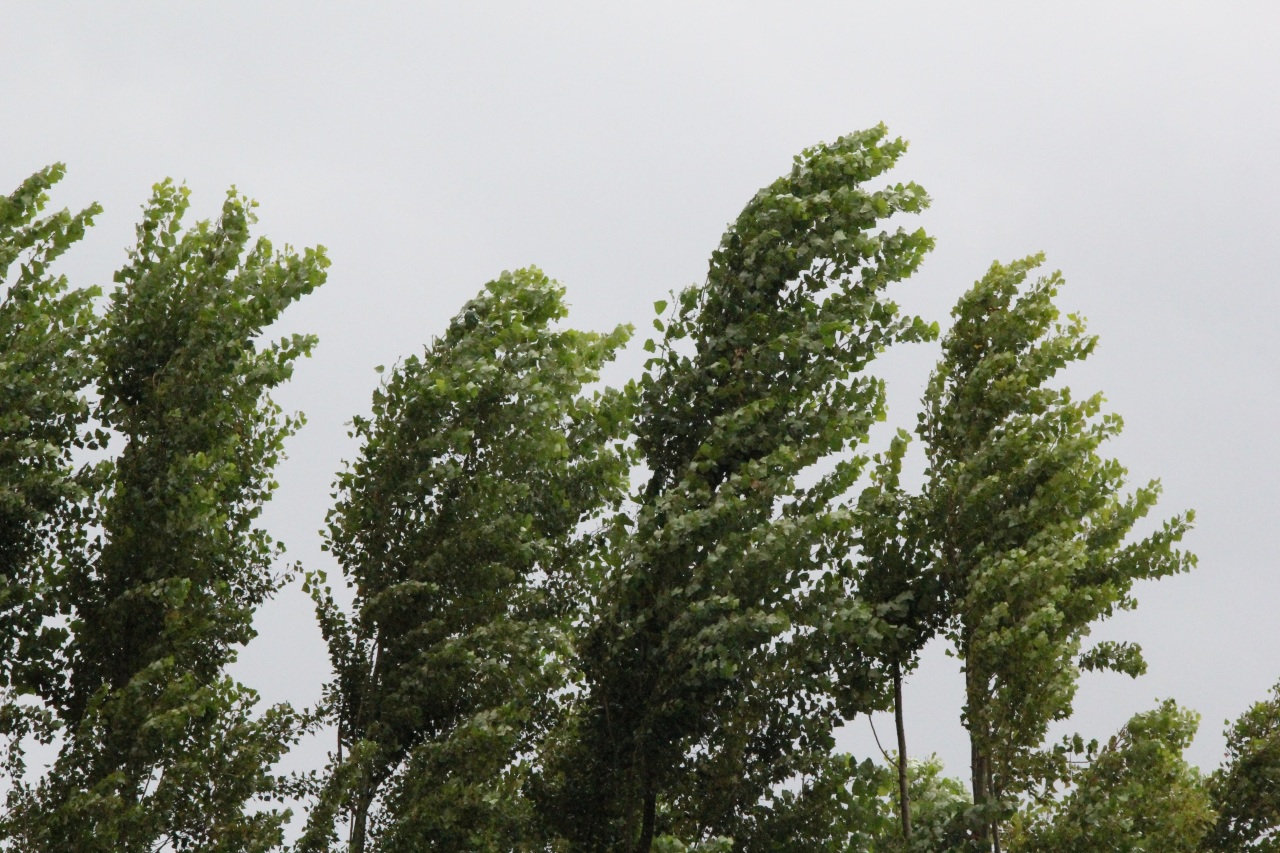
[1011,701,1215,852]
[299,268,631,853]
[1202,679,1280,851]
[6,181,326,852]
[917,255,1197,849]
[852,430,945,843]
[541,125,935,852]
[0,165,100,787]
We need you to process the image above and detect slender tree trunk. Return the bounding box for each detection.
[350,782,373,853]
[348,639,386,853]
[970,744,992,851]
[965,640,994,852]
[637,789,657,853]
[970,738,988,845]
[893,661,912,842]
[621,767,640,852]
[621,800,637,851]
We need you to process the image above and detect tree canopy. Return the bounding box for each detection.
[0,128,1271,852]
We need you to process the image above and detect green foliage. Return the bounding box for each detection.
[542,125,936,851]
[4,180,326,852]
[731,753,896,852]
[0,165,100,705]
[895,758,973,852]
[1203,680,1280,851]
[70,180,325,711]
[650,837,733,853]
[852,429,942,677]
[300,268,631,852]
[4,128,1269,853]
[917,255,1197,833]
[871,756,974,853]
[1012,701,1215,852]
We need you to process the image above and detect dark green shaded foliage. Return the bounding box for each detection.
[852,430,942,681]
[1203,681,1280,851]
[728,752,894,852]
[300,268,631,852]
[544,125,936,851]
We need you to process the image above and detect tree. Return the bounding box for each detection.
[541,125,936,852]
[1202,679,1280,851]
[916,255,1197,849]
[299,268,631,853]
[5,181,327,852]
[0,165,100,788]
[852,429,945,843]
[1011,701,1215,852]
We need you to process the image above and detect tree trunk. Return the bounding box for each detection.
[348,638,386,853]
[637,789,657,853]
[970,738,989,848]
[970,746,994,850]
[966,645,993,851]
[893,661,911,842]
[350,783,373,853]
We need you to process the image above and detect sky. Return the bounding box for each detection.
[5,1,1278,799]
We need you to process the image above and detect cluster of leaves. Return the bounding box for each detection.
[1011,701,1215,851]
[2,127,1279,853]
[1204,683,1280,851]
[0,165,101,786]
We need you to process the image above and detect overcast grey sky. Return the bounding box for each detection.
[6,2,1278,792]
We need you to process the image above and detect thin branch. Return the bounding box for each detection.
[866,713,894,765]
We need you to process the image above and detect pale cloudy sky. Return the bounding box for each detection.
[5,2,1278,790]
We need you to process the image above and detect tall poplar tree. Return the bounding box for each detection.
[917,255,1196,850]
[542,125,936,852]
[6,181,327,852]
[300,268,631,853]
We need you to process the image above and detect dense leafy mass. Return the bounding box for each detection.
[0,129,1275,852]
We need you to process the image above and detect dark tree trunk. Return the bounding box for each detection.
[637,789,657,853]
[350,784,372,853]
[894,661,912,842]
[966,642,994,852]
[348,640,384,853]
